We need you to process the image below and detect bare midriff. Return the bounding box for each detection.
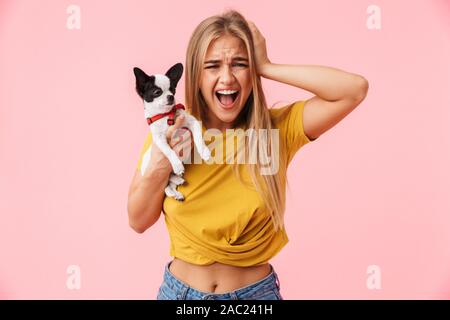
[168,257,271,294]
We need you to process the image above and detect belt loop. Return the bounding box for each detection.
[270,264,280,291]
[178,285,188,300]
[274,271,281,291]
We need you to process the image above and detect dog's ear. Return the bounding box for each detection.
[165,63,184,88]
[133,67,151,98]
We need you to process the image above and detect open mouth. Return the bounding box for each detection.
[215,90,240,109]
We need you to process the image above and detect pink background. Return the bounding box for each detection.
[1,0,449,299]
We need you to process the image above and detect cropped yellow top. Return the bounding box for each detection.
[136,100,312,267]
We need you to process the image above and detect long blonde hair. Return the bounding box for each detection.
[185,10,290,232]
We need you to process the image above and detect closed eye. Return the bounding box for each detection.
[205,64,248,69]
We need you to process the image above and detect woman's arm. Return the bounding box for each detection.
[127,166,171,233]
[127,115,191,233]
[260,63,368,102]
[246,20,369,141]
[260,63,368,140]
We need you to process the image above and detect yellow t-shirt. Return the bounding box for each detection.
[136,100,312,267]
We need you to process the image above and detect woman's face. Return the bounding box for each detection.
[199,34,252,131]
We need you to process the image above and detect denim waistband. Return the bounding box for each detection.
[162,260,280,299]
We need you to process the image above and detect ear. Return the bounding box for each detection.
[133,67,150,98]
[165,63,184,88]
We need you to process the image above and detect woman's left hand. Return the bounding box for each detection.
[247,20,271,76]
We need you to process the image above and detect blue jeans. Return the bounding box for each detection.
[156,260,283,300]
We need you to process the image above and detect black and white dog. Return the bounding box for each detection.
[133,63,211,201]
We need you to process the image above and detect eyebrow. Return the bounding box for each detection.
[204,57,249,64]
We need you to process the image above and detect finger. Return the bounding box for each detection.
[179,137,193,151]
[172,142,183,157]
[181,129,191,141]
[171,132,189,148]
[178,146,192,160]
[169,136,181,148]
[173,114,185,128]
[166,114,185,139]
[178,128,192,145]
[174,140,188,151]
[174,132,191,150]
[169,128,190,148]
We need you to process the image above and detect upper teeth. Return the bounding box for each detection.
[217,90,238,95]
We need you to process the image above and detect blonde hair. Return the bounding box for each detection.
[185,10,290,232]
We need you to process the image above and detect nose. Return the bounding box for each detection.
[167,95,174,104]
[219,65,235,85]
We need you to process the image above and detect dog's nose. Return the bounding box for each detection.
[167,95,174,104]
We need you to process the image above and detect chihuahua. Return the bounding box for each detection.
[133,63,211,201]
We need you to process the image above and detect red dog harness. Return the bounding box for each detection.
[146,103,185,126]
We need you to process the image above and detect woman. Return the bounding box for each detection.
[127,10,368,300]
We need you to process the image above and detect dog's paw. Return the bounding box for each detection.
[172,162,185,176]
[201,146,211,161]
[170,174,185,185]
[165,185,184,201]
[174,192,185,201]
[164,185,176,198]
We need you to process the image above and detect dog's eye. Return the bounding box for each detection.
[153,89,162,95]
